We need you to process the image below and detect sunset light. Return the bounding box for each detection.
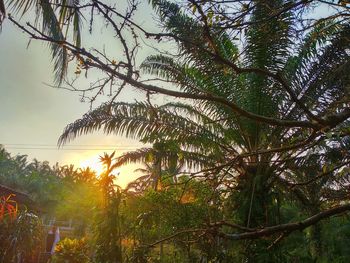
[75,152,141,188]
[1,0,349,261]
[79,156,106,177]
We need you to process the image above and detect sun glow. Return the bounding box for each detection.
[74,152,140,188]
[79,156,106,177]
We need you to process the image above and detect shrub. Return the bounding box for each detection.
[50,238,91,263]
[0,209,43,263]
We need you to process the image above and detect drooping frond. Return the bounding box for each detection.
[284,22,350,118]
[63,0,82,48]
[58,102,227,154]
[4,0,82,84]
[39,0,68,84]
[245,0,293,72]
[141,54,253,149]
[112,144,219,172]
[160,102,248,148]
[141,54,237,101]
[0,0,6,24]
[141,54,178,80]
[112,148,155,168]
[71,1,82,48]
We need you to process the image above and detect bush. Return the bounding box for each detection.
[0,209,43,263]
[50,238,91,263]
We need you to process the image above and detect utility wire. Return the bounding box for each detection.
[4,147,140,151]
[1,143,143,151]
[1,143,141,147]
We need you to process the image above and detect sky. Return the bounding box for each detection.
[0,2,166,187]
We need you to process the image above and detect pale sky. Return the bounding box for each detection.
[0,2,167,187]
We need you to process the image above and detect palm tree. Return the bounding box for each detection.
[58,0,350,259]
[94,152,123,263]
[110,140,209,193]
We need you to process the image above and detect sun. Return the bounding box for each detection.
[78,154,125,183]
[79,156,106,176]
[69,151,141,188]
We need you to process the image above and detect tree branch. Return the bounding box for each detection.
[220,204,350,240]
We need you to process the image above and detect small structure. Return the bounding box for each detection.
[38,219,75,262]
[0,184,76,263]
[0,183,37,211]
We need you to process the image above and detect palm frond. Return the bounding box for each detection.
[286,23,350,118]
[58,102,225,153]
[0,0,6,24]
[112,148,154,168]
[141,54,177,80]
[141,54,239,114]
[151,0,239,65]
[72,5,82,47]
[4,0,83,84]
[141,48,257,149]
[40,0,68,84]
[125,174,154,194]
[245,0,293,72]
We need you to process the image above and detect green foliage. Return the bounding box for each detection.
[93,192,123,263]
[2,0,350,262]
[56,0,350,261]
[0,210,43,263]
[0,146,100,235]
[50,238,91,263]
[93,152,123,263]
[317,216,350,262]
[55,181,101,237]
[121,177,223,262]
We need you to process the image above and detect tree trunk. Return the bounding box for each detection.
[309,223,323,261]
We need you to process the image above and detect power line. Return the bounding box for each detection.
[1,143,141,148]
[4,147,138,151]
[4,146,142,151]
[1,142,147,152]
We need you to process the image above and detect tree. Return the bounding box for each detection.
[58,0,349,234]
[4,0,350,260]
[94,152,123,263]
[0,146,102,237]
[111,140,207,193]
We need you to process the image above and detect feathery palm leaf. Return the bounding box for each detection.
[285,23,350,118]
[1,0,82,84]
[59,101,230,154]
